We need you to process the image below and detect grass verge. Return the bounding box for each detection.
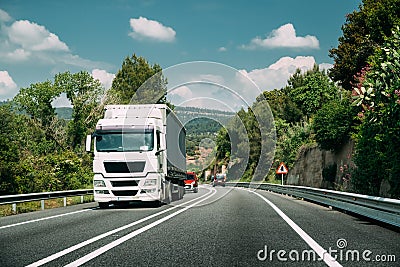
[0,195,94,217]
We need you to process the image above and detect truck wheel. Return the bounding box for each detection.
[153,201,162,207]
[178,186,184,199]
[164,182,172,204]
[98,202,108,209]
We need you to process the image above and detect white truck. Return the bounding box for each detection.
[86,104,186,208]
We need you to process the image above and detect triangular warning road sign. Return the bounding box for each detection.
[276,162,288,174]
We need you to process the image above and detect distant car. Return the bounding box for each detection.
[212,173,226,187]
[184,172,199,193]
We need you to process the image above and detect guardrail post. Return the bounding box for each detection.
[41,200,45,210]
[12,203,16,213]
[81,195,84,204]
[63,197,67,207]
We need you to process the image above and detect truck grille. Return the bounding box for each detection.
[104,162,145,173]
[110,180,138,187]
[112,190,138,196]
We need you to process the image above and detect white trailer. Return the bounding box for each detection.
[86,104,186,208]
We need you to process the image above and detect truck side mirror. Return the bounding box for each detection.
[85,135,92,152]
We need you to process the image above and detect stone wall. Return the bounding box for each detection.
[286,140,354,189]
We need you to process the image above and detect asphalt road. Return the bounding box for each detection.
[0,185,399,267]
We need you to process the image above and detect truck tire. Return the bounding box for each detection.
[163,182,172,204]
[98,202,109,209]
[178,185,184,199]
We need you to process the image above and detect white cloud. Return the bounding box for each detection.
[7,20,69,52]
[238,56,331,94]
[0,9,12,22]
[0,70,18,100]
[218,46,227,52]
[91,69,115,90]
[129,17,176,42]
[0,15,111,72]
[241,23,319,50]
[198,74,225,85]
[319,63,333,71]
[52,93,71,108]
[170,85,193,98]
[6,48,31,61]
[269,56,316,71]
[239,56,316,92]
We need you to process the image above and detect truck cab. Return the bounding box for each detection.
[86,104,186,208]
[184,172,199,193]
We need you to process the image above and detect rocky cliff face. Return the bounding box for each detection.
[287,140,354,190]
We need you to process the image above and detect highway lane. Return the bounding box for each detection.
[0,185,398,266]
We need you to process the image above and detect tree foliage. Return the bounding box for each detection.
[215,67,342,182]
[260,89,302,124]
[329,0,400,90]
[313,97,355,151]
[2,71,104,195]
[54,71,104,149]
[284,65,338,117]
[14,81,60,128]
[108,54,166,104]
[351,26,400,197]
[275,119,314,169]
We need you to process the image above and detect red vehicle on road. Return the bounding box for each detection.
[185,172,199,193]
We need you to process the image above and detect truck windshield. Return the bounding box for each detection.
[186,174,195,180]
[95,129,154,152]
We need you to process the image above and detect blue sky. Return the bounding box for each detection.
[0,0,361,109]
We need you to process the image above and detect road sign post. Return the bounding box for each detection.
[276,162,288,185]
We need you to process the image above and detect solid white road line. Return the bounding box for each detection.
[0,209,91,230]
[26,187,215,267]
[242,188,342,267]
[64,188,217,267]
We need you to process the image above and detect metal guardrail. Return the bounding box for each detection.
[0,189,93,212]
[226,182,400,228]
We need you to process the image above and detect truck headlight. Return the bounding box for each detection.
[95,190,110,194]
[94,180,106,187]
[144,179,157,186]
[142,188,157,193]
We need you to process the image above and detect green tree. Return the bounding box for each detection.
[313,97,355,151]
[260,89,302,124]
[284,65,338,117]
[216,127,231,162]
[54,71,104,150]
[351,27,400,197]
[14,80,60,128]
[13,81,65,150]
[0,105,24,194]
[329,0,400,90]
[108,54,166,104]
[0,104,56,194]
[275,119,314,169]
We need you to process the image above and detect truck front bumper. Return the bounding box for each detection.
[95,189,161,202]
[94,173,163,203]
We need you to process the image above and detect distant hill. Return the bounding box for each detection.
[174,106,234,129]
[175,106,235,172]
[55,107,72,120]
